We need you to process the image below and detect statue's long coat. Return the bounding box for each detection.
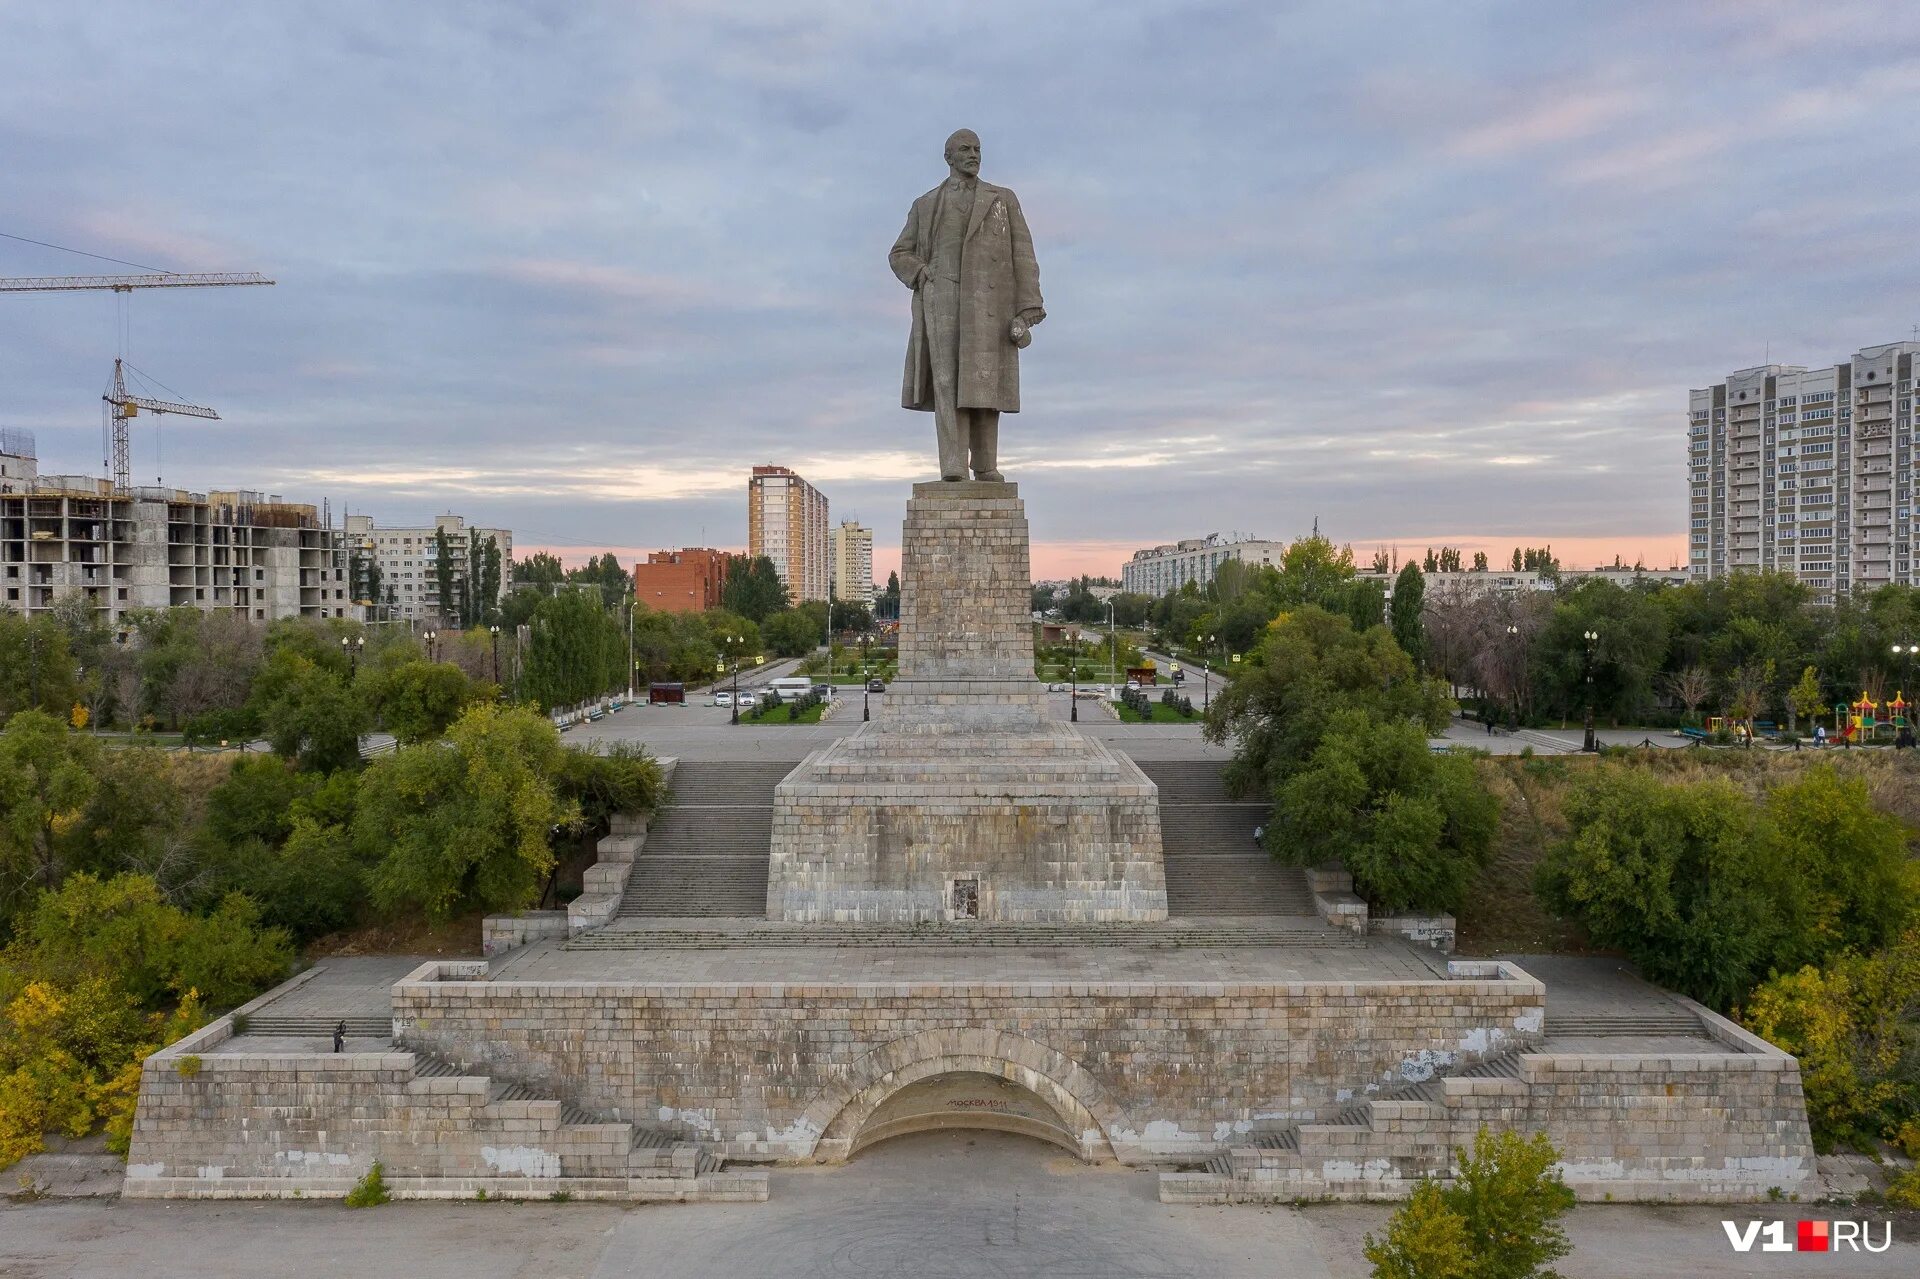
[889,180,1044,413]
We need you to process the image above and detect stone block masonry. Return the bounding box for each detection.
[768,482,1168,921]
[122,964,765,1203]
[389,959,1547,1166]
[1160,991,1814,1204]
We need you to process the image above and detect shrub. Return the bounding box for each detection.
[1364,1128,1573,1279]
[1742,929,1920,1153]
[174,1055,202,1079]
[1539,764,1919,1008]
[344,1161,391,1208]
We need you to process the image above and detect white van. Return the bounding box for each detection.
[770,677,815,700]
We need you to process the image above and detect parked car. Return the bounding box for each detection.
[867,679,887,693]
[1125,679,1141,690]
[737,692,758,708]
[714,691,734,707]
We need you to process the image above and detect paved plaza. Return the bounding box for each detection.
[4,1132,1910,1278]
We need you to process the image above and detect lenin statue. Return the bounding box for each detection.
[889,129,1045,482]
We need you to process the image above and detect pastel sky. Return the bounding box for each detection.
[5,2,1919,582]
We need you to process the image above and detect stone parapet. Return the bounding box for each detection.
[389,960,1545,1166]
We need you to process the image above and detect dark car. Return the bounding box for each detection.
[867,679,886,693]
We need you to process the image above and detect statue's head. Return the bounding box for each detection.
[944,129,981,178]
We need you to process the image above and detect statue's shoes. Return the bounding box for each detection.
[974,470,1005,482]
[941,473,966,482]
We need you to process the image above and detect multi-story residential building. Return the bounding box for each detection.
[343,513,513,623]
[632,547,731,614]
[1690,341,1920,603]
[1121,534,1287,596]
[829,520,874,608]
[1358,566,1691,608]
[747,465,828,603]
[1,431,356,623]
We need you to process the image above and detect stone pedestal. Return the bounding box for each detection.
[768,482,1166,923]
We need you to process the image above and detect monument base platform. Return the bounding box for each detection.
[768,721,1167,923]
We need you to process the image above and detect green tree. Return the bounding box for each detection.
[1765,768,1916,971]
[1391,562,1426,667]
[1206,606,1455,801]
[1537,767,1786,1008]
[1276,712,1499,912]
[764,608,823,658]
[251,652,370,773]
[1533,579,1669,725]
[522,593,624,710]
[362,660,486,744]
[877,570,901,621]
[0,712,100,922]
[569,553,632,611]
[1787,665,1825,734]
[0,611,81,722]
[722,554,789,622]
[357,703,578,922]
[514,551,566,589]
[1364,1129,1573,1279]
[433,525,456,622]
[1364,1180,1471,1279]
[1744,928,1920,1153]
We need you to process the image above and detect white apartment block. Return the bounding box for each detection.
[343,513,514,623]
[829,519,874,608]
[1358,566,1691,606]
[2,431,356,623]
[1690,341,1920,603]
[748,465,829,603]
[1121,535,1286,596]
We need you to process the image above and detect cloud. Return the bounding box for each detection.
[1,0,1916,588]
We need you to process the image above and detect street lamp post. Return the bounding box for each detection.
[1504,623,1520,729]
[1201,632,1216,712]
[1069,630,1079,723]
[1105,598,1116,699]
[728,637,742,725]
[1582,629,1600,752]
[860,633,873,722]
[339,633,364,676]
[424,629,438,662]
[490,624,502,688]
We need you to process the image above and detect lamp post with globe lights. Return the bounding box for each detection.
[1582,629,1600,752]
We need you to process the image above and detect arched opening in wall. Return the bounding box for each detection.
[849,1071,1085,1160]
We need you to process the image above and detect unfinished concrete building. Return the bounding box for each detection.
[0,431,357,624]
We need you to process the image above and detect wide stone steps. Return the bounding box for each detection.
[615,761,788,918]
[1548,1011,1703,1037]
[1163,856,1316,915]
[568,917,1359,950]
[240,1015,391,1037]
[1234,1049,1526,1168]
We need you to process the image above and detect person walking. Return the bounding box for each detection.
[333,1020,347,1053]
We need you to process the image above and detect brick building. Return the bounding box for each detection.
[632,547,731,614]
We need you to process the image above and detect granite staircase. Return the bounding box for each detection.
[404,1051,750,1191]
[614,761,788,918]
[1169,1050,1528,1202]
[568,916,1362,949]
[240,1013,391,1037]
[1139,761,1315,917]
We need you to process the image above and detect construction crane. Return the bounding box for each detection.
[103,357,218,492]
[0,271,272,293]
[0,269,273,491]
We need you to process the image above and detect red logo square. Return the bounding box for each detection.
[1797,1220,1829,1252]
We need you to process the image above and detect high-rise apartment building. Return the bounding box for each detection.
[747,465,828,603]
[1,431,356,623]
[829,520,873,608]
[1689,341,1920,603]
[343,513,513,623]
[1121,534,1287,596]
[632,547,731,614]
